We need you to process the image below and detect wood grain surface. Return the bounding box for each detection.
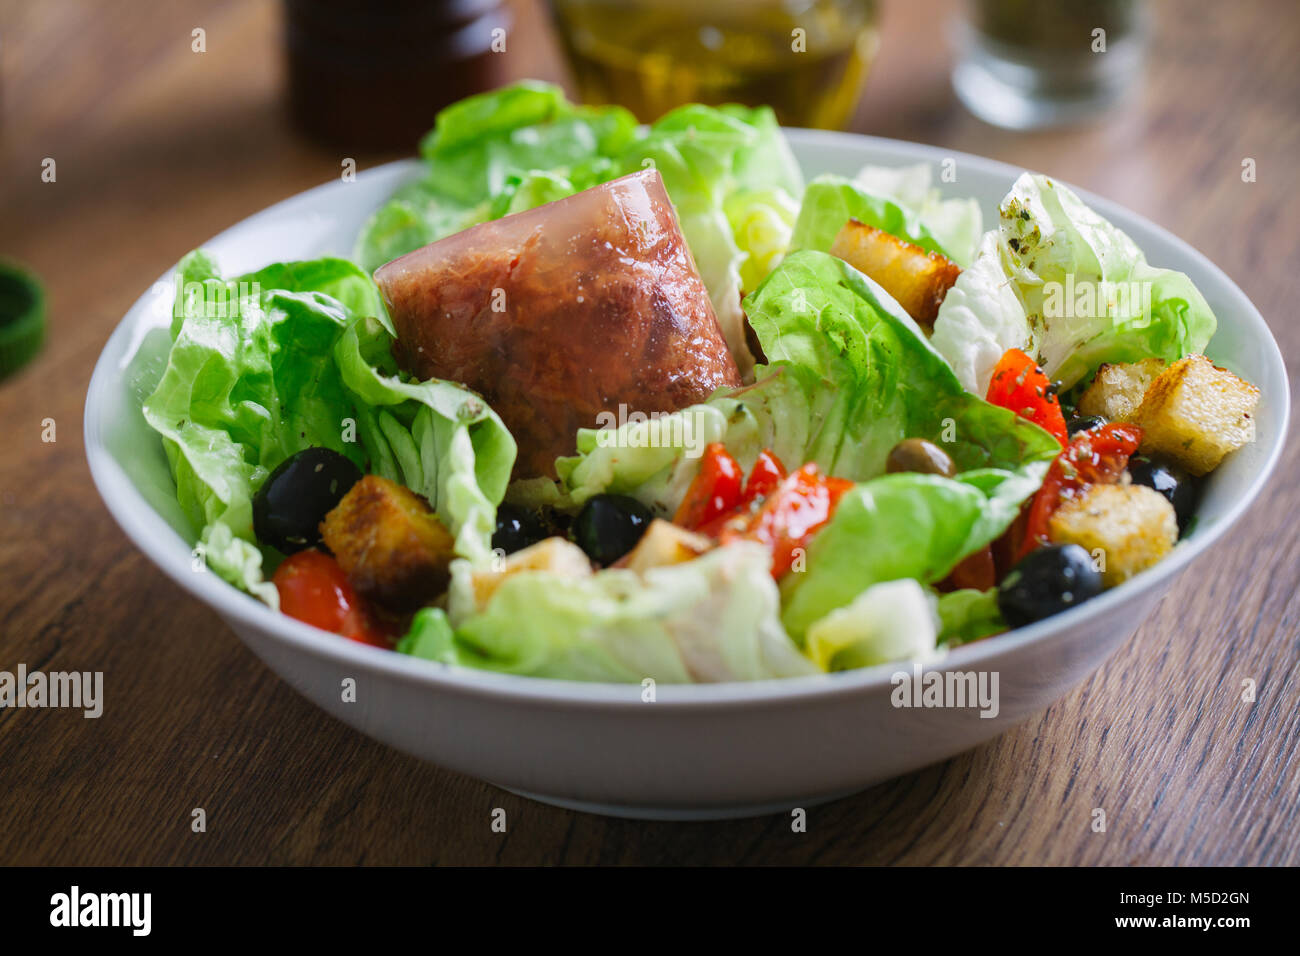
[0,0,1296,865]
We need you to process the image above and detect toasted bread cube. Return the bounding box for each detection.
[1048,483,1177,588]
[1132,355,1259,476]
[621,519,711,575]
[830,219,961,330]
[1077,358,1165,422]
[470,536,592,608]
[320,475,455,611]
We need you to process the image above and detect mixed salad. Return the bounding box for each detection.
[139,81,1261,682]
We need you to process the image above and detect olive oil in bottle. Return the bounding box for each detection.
[548,0,880,129]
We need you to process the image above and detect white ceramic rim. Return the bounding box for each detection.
[84,127,1290,709]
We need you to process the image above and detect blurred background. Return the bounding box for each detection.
[2,0,1295,326]
[0,0,1297,865]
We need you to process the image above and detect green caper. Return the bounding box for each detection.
[885,438,956,478]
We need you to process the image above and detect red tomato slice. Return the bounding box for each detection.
[1020,422,1143,559]
[986,348,1068,446]
[673,442,744,531]
[272,550,390,648]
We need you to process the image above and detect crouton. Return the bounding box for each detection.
[830,219,961,330]
[1132,355,1260,475]
[1048,483,1177,588]
[320,475,455,612]
[620,519,712,575]
[470,536,592,608]
[1077,358,1166,422]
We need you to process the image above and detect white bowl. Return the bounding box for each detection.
[85,130,1289,820]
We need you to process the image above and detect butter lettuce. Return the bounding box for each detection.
[788,164,981,268]
[931,172,1217,393]
[332,320,515,565]
[936,588,1005,646]
[789,175,954,263]
[439,543,815,682]
[726,187,800,292]
[142,252,514,603]
[928,231,1033,396]
[397,607,459,664]
[779,469,1041,639]
[355,82,639,272]
[560,251,1059,507]
[143,252,371,603]
[805,578,940,672]
[852,163,982,267]
[556,251,1058,644]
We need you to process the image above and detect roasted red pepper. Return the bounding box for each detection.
[742,449,787,504]
[721,463,853,577]
[678,445,789,535]
[673,442,745,531]
[986,348,1068,446]
[1020,422,1143,559]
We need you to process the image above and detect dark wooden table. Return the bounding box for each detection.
[1,0,1296,865]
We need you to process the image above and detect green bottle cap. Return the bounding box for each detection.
[0,261,46,379]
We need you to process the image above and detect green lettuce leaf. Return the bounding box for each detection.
[356,83,805,374]
[851,163,983,267]
[725,187,801,292]
[931,172,1217,392]
[554,250,1057,645]
[143,252,370,604]
[143,252,516,603]
[804,578,940,672]
[355,81,640,272]
[397,607,460,664]
[443,542,816,682]
[332,320,515,564]
[789,175,954,261]
[927,230,1032,396]
[417,81,638,204]
[936,588,1005,646]
[778,469,1041,639]
[559,250,1060,508]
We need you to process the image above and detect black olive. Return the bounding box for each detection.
[1127,455,1197,533]
[492,504,549,555]
[253,447,362,554]
[572,494,653,566]
[886,438,957,477]
[1067,415,1106,435]
[997,544,1104,628]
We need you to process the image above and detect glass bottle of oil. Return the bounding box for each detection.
[548,0,880,129]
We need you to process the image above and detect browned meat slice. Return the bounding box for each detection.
[373,169,742,478]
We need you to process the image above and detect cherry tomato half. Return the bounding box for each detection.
[272,549,390,648]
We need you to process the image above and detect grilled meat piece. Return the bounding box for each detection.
[374,169,742,478]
